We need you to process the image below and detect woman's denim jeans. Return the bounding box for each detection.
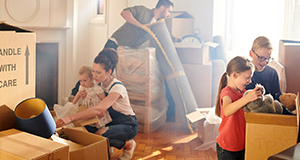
[85,106,139,149]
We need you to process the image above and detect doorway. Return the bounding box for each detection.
[36,43,58,110]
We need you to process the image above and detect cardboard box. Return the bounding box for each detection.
[0,21,36,110]
[0,129,69,160]
[165,11,194,38]
[278,40,300,94]
[182,63,212,108]
[174,42,219,64]
[54,127,110,160]
[196,108,213,142]
[245,113,297,160]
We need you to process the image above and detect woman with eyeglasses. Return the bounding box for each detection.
[245,36,294,115]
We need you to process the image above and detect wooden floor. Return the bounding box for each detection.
[111,122,217,160]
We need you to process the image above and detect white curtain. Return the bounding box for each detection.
[215,0,300,62]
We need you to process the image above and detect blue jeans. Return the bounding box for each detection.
[216,143,245,160]
[86,106,139,149]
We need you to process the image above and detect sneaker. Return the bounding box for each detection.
[119,139,136,160]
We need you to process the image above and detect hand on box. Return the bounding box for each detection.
[56,117,72,128]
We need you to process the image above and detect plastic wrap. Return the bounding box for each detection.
[116,46,168,133]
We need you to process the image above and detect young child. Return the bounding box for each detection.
[72,65,112,128]
[245,36,293,115]
[215,56,262,160]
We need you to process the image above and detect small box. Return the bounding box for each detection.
[165,11,194,38]
[0,128,69,160]
[245,113,297,160]
[54,127,110,160]
[0,21,36,110]
[196,108,213,142]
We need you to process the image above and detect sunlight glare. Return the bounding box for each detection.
[161,146,173,151]
[173,133,198,144]
[141,150,162,160]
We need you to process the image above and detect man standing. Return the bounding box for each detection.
[104,0,180,50]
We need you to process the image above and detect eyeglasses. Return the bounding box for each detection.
[252,50,273,62]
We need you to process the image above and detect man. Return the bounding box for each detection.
[104,0,180,50]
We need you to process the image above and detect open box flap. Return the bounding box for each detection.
[168,11,193,18]
[0,21,32,32]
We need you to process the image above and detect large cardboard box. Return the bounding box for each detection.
[174,42,218,65]
[278,39,300,94]
[54,127,110,160]
[0,129,69,160]
[165,11,194,38]
[245,112,297,160]
[182,63,212,108]
[0,21,36,110]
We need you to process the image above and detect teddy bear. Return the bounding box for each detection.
[242,84,283,114]
[279,93,296,112]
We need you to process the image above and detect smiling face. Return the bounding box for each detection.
[250,47,272,72]
[78,73,94,88]
[234,69,253,92]
[92,63,111,84]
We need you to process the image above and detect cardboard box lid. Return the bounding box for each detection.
[0,129,69,160]
[0,21,32,32]
[168,11,193,19]
[280,39,300,44]
[61,127,108,146]
[0,105,17,132]
[0,137,49,160]
[55,127,110,160]
[245,112,297,126]
[73,105,99,127]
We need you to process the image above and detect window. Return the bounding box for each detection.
[214,0,300,62]
[97,0,104,15]
[90,0,106,24]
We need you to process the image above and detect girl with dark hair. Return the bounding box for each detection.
[56,48,138,160]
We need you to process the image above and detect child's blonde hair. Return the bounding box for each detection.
[78,66,93,78]
[215,56,254,117]
[251,36,273,51]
